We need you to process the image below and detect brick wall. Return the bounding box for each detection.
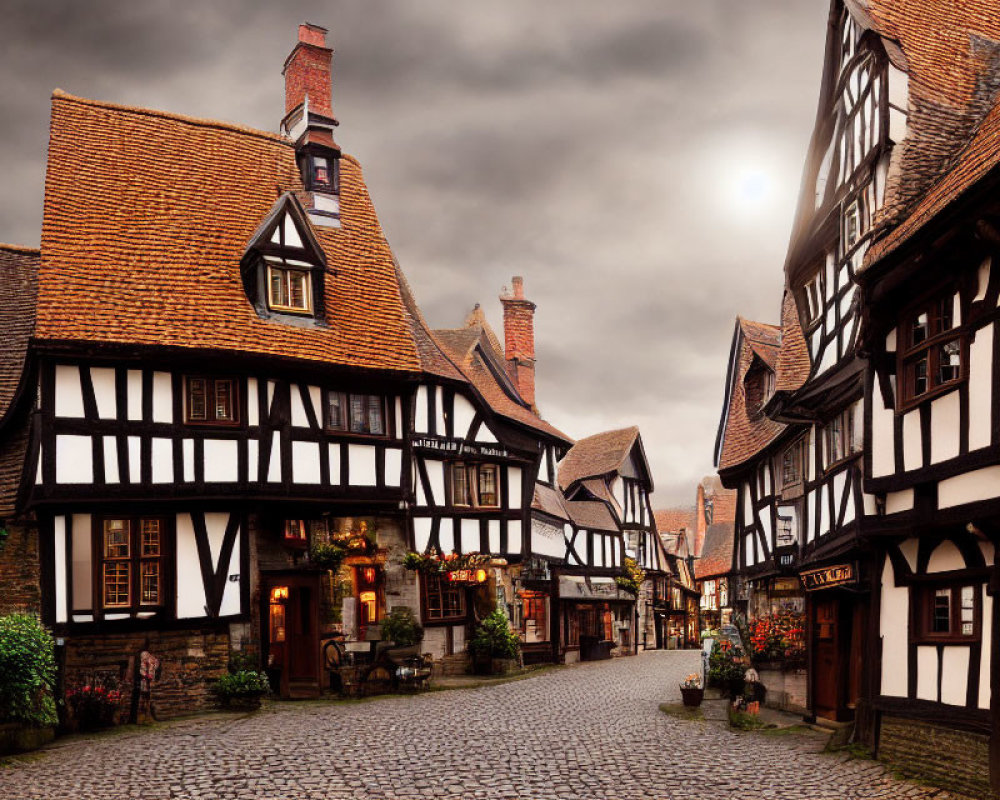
[284,27,332,116]
[878,717,994,799]
[63,627,230,720]
[0,521,40,615]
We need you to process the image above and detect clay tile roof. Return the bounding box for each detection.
[661,531,691,559]
[857,1,1000,266]
[531,483,569,522]
[654,507,697,535]
[36,91,428,373]
[562,499,618,532]
[695,522,734,580]
[579,478,615,506]
[558,426,640,490]
[433,321,571,443]
[715,319,785,472]
[774,290,811,393]
[0,245,39,418]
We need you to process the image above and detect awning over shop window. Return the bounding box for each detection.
[558,576,631,602]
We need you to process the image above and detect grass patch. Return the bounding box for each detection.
[758,724,815,737]
[658,702,704,722]
[728,709,768,731]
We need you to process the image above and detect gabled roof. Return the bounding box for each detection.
[36,91,430,373]
[654,507,697,536]
[531,482,570,522]
[695,522,735,580]
[660,531,692,560]
[714,318,785,472]
[558,426,648,491]
[433,311,571,443]
[562,499,618,533]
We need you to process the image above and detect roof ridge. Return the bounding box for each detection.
[0,244,40,255]
[51,89,297,148]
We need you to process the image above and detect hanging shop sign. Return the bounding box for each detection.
[446,568,489,584]
[800,563,857,591]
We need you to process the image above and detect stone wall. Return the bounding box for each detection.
[0,520,40,614]
[62,626,231,720]
[878,717,994,800]
[757,667,808,715]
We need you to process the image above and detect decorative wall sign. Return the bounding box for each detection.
[412,437,509,459]
[799,563,857,591]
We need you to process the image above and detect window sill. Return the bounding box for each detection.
[896,379,965,415]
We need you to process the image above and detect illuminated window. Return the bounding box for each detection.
[99,517,165,614]
[359,591,378,623]
[283,520,308,547]
[520,592,548,643]
[269,586,288,643]
[422,574,466,622]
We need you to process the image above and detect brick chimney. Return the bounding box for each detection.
[500,276,537,410]
[284,23,334,118]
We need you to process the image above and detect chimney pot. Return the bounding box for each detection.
[284,22,334,118]
[298,23,328,47]
[512,276,524,299]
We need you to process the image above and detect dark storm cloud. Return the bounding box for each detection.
[0,0,830,504]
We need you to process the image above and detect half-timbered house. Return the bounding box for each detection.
[654,508,701,648]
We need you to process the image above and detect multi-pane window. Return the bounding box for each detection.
[918,583,978,641]
[844,199,861,249]
[100,517,165,613]
[325,392,387,435]
[450,463,500,508]
[779,440,804,493]
[824,406,859,467]
[520,592,548,642]
[311,155,336,191]
[899,292,963,407]
[422,574,466,622]
[185,377,238,424]
[283,519,308,546]
[804,268,825,324]
[267,264,312,313]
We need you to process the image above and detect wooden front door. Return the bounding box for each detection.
[265,576,320,698]
[812,596,840,719]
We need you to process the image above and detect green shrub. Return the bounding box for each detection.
[707,640,749,686]
[615,557,645,596]
[469,608,519,659]
[380,607,424,647]
[0,614,57,727]
[213,670,271,699]
[310,542,347,573]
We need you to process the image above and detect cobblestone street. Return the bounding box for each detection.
[1,651,953,800]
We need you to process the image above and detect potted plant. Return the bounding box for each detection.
[0,614,58,752]
[65,677,123,731]
[380,607,424,652]
[679,673,704,707]
[213,669,271,711]
[707,639,750,698]
[469,608,520,675]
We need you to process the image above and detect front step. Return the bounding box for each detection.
[286,680,321,699]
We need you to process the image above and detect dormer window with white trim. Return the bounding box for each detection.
[267,259,313,314]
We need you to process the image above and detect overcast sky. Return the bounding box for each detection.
[0,1,831,506]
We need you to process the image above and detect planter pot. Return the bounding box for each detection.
[491,658,518,676]
[219,693,264,712]
[0,722,55,755]
[471,649,492,675]
[679,687,704,707]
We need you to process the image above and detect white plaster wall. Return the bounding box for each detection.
[413,517,432,552]
[438,518,455,553]
[451,394,477,439]
[414,386,429,434]
[127,370,142,421]
[54,365,84,418]
[508,520,522,555]
[807,428,816,482]
[593,535,604,568]
[938,465,1000,510]
[183,439,195,482]
[54,516,67,624]
[981,540,995,567]
[328,443,340,485]
[819,483,830,537]
[128,436,141,482]
[806,490,816,544]
[435,386,447,435]
[151,372,172,423]
[902,411,922,472]
[916,646,938,702]
[176,514,207,619]
[248,440,258,482]
[266,433,281,483]
[968,324,993,451]
[414,460,427,506]
[899,538,919,572]
[266,381,275,416]
[247,377,259,426]
[833,471,847,524]
[205,513,241,617]
[91,367,117,419]
[759,510,772,545]
[532,519,564,559]
[926,540,964,573]
[940,647,970,706]
[394,398,402,438]
[974,257,991,302]
[862,492,878,517]
[205,439,239,483]
[291,441,321,484]
[151,438,173,483]
[461,518,478,553]
[102,437,119,483]
[349,444,377,487]
[71,513,92,612]
[871,375,896,478]
[56,435,93,484]
[476,424,498,444]
[426,458,445,504]
[743,483,753,525]
[885,489,914,515]
[290,384,309,427]
[308,386,321,426]
[930,391,960,464]
[220,530,242,618]
[981,589,993,709]
[384,448,402,487]
[488,519,501,553]
[745,533,755,567]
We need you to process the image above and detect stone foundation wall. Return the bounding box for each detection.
[757,668,808,715]
[877,717,994,800]
[0,520,40,614]
[62,626,231,720]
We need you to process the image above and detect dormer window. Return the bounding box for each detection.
[309,154,338,193]
[743,360,772,420]
[241,193,329,324]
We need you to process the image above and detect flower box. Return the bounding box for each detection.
[679,687,704,707]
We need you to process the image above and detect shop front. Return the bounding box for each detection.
[557,575,635,662]
[800,561,868,722]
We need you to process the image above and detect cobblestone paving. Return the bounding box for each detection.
[2,651,954,800]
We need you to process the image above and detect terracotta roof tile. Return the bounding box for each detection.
[558,427,640,490]
[716,319,785,472]
[653,507,697,535]
[562,499,618,532]
[774,290,811,393]
[695,522,734,580]
[37,91,425,373]
[531,483,569,522]
[0,245,39,418]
